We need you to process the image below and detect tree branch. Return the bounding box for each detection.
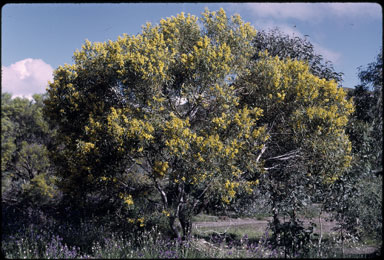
[256,144,267,164]
[266,149,302,161]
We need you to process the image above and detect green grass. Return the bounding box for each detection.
[3,207,381,259]
[192,213,219,222]
[253,212,271,220]
[193,224,268,243]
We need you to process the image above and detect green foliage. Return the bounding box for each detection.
[1,115,16,172]
[43,9,354,240]
[16,141,50,180]
[1,93,57,208]
[1,94,50,146]
[353,176,382,241]
[22,172,60,206]
[237,50,354,235]
[2,12,381,258]
[1,93,17,171]
[230,28,348,227]
[357,48,382,170]
[236,36,355,254]
[269,218,315,257]
[328,48,383,245]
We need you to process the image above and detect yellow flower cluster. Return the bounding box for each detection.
[203,134,224,153]
[251,126,269,141]
[119,193,134,206]
[120,28,170,81]
[189,171,212,185]
[244,179,260,194]
[179,34,233,76]
[127,118,155,141]
[137,217,145,227]
[127,217,145,227]
[202,8,256,43]
[254,52,354,139]
[200,8,256,73]
[233,106,263,138]
[81,142,95,154]
[100,176,117,183]
[209,84,239,108]
[306,104,349,131]
[152,94,166,103]
[212,112,229,130]
[162,209,171,217]
[164,112,190,130]
[160,12,199,38]
[153,161,169,178]
[105,107,155,146]
[222,179,240,204]
[163,113,197,155]
[194,152,205,162]
[230,165,242,177]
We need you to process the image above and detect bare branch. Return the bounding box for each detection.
[266,149,302,161]
[256,144,267,164]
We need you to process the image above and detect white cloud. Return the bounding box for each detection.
[242,3,381,21]
[2,58,53,99]
[325,3,382,18]
[245,3,317,21]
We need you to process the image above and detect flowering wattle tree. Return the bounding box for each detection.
[44,8,354,239]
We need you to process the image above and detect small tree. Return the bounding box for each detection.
[1,94,56,207]
[325,48,383,249]
[356,48,382,172]
[236,50,354,255]
[1,93,16,172]
[44,9,354,240]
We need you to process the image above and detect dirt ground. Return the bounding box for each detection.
[193,216,338,234]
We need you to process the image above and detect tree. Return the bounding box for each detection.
[235,51,354,255]
[1,93,56,206]
[355,48,382,172]
[326,48,383,246]
[44,9,354,239]
[1,93,16,172]
[225,27,346,219]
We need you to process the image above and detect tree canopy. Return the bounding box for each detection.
[44,8,354,238]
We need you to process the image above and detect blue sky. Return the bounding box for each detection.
[2,3,382,98]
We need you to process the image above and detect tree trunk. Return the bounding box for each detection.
[318,209,323,257]
[169,216,181,239]
[179,213,192,239]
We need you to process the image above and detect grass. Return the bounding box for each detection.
[2,225,279,259]
[2,208,381,258]
[193,223,267,243]
[3,222,380,259]
[192,213,220,222]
